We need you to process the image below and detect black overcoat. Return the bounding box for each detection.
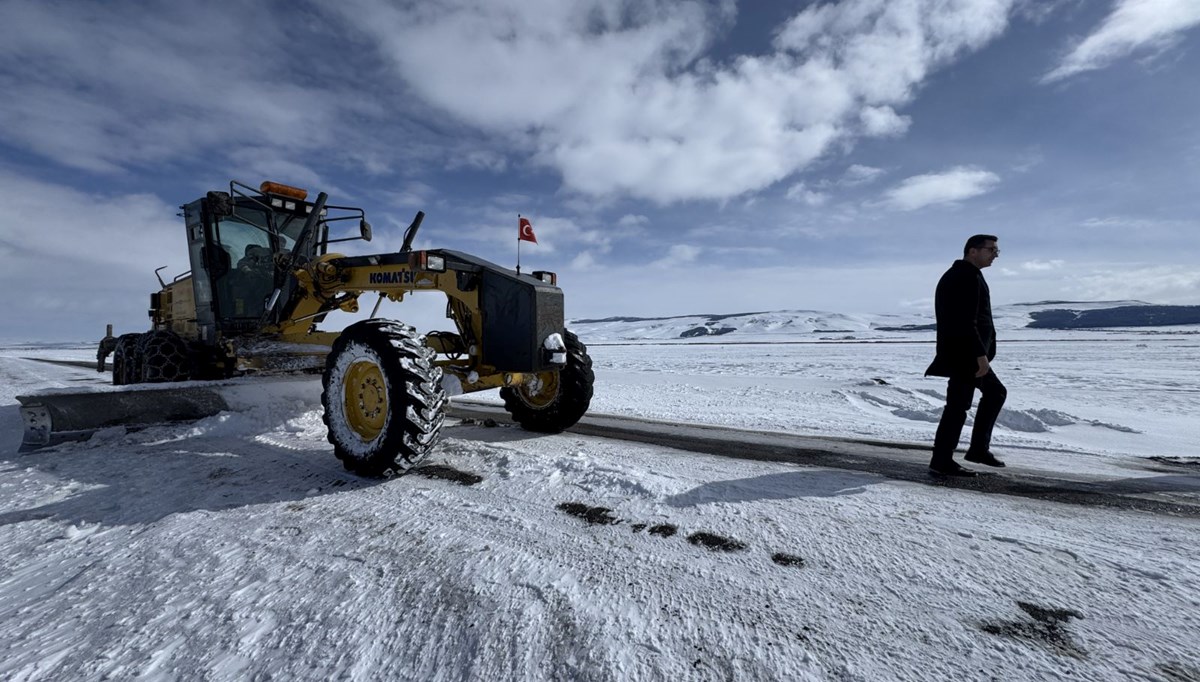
[925,260,996,378]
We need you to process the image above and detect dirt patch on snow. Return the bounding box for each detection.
[557,502,620,525]
[771,552,805,567]
[414,464,483,486]
[686,531,747,552]
[980,601,1086,658]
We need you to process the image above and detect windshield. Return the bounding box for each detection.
[218,208,272,263]
[208,203,326,322]
[212,207,275,320]
[275,213,313,254]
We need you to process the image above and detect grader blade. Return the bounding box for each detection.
[16,375,323,450]
[17,386,231,450]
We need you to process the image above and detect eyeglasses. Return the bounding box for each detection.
[979,246,1000,255]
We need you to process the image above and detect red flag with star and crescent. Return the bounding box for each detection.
[518,216,538,244]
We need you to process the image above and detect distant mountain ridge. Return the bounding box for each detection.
[1027,305,1200,329]
[569,302,1200,341]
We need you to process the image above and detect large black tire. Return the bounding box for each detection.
[138,330,193,383]
[501,329,594,433]
[321,319,446,477]
[111,333,144,386]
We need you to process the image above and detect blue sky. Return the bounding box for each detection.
[1,0,1198,341]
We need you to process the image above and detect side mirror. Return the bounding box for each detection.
[360,219,372,242]
[206,191,233,218]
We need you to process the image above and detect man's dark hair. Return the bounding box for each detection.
[964,234,998,257]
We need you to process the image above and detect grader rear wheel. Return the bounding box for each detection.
[321,319,446,477]
[501,329,594,433]
[139,330,193,383]
[111,333,144,386]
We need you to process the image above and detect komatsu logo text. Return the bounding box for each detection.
[369,270,415,285]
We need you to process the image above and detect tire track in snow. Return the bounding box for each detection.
[449,404,1200,517]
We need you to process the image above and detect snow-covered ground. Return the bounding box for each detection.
[2,333,1199,681]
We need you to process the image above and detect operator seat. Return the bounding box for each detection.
[227,244,275,317]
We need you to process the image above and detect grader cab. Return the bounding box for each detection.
[91,180,594,476]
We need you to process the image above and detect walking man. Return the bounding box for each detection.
[926,234,1007,477]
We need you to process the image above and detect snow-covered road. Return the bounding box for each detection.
[2,338,1199,681]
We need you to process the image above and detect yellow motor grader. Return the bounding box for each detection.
[91,180,594,476]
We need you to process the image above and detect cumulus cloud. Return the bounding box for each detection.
[1067,264,1200,302]
[617,214,651,228]
[841,164,886,186]
[786,182,829,206]
[0,171,183,269]
[1043,0,1200,82]
[570,251,600,270]
[860,106,911,137]
[882,166,1001,211]
[651,244,703,267]
[334,0,1016,202]
[0,2,370,174]
[0,0,1025,204]
[0,172,189,340]
[1020,259,1066,271]
[380,183,437,210]
[0,1,504,183]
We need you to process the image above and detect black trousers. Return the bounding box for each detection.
[931,370,1007,464]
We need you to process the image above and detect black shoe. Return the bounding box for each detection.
[929,461,978,477]
[964,450,1006,468]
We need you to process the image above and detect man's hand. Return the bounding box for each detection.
[975,356,990,378]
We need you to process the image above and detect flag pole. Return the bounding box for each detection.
[516,213,522,274]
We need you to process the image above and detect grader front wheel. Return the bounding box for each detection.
[321,319,446,477]
[501,329,594,433]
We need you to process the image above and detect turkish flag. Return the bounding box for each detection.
[518,216,538,244]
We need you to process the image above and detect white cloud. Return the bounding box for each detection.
[1020,259,1066,271]
[1043,0,1200,82]
[570,251,599,270]
[786,182,829,206]
[650,244,703,268]
[0,1,497,181]
[1010,149,1044,173]
[1065,264,1200,303]
[446,150,510,173]
[1080,215,1184,231]
[0,3,372,174]
[0,172,190,340]
[882,166,1001,211]
[381,183,437,210]
[617,214,650,228]
[841,164,886,186]
[0,0,1023,204]
[860,106,911,137]
[335,0,1016,202]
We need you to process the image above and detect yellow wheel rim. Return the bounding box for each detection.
[344,360,387,441]
[519,371,560,409]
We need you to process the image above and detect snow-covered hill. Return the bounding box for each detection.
[567,301,1193,342]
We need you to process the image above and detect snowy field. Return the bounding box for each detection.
[583,334,1200,463]
[2,334,1199,681]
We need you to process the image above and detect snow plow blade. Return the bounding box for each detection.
[18,387,231,449]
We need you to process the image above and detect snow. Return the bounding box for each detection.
[1,332,1199,681]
